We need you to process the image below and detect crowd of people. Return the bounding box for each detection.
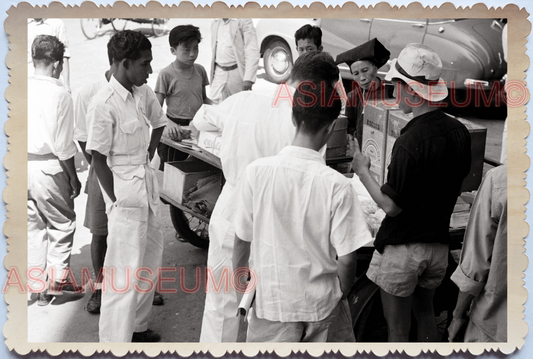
[27,18,507,344]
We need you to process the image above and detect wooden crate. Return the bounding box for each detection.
[162,160,220,204]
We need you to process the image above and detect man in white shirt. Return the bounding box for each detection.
[232,82,371,342]
[28,18,71,92]
[209,18,259,104]
[191,51,342,342]
[86,30,167,343]
[75,41,164,315]
[28,35,81,306]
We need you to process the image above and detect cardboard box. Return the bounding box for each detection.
[362,103,392,185]
[384,110,412,180]
[384,113,486,192]
[456,117,487,192]
[162,160,220,204]
[326,116,348,159]
[197,131,222,157]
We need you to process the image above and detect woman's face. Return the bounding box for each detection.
[350,60,378,90]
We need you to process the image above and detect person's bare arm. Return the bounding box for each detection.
[58,156,81,199]
[156,92,165,107]
[448,291,474,341]
[78,141,92,164]
[337,251,357,299]
[202,86,213,105]
[352,139,402,217]
[91,151,115,202]
[148,126,165,161]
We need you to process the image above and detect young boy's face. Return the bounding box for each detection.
[393,80,414,114]
[172,39,199,66]
[296,38,322,56]
[126,49,153,87]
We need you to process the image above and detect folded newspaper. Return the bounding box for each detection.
[237,282,256,321]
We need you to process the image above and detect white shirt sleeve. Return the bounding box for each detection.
[330,183,373,256]
[54,91,78,161]
[86,100,114,157]
[233,166,255,242]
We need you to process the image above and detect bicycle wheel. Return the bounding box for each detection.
[169,205,209,250]
[152,18,169,37]
[111,18,128,31]
[80,18,101,40]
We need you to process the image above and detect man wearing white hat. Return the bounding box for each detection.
[352,43,472,342]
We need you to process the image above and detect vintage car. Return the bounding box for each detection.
[254,18,507,95]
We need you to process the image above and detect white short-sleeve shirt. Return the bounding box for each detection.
[86,75,167,160]
[28,75,77,161]
[233,146,372,322]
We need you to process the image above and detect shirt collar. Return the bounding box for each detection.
[109,75,133,102]
[279,146,325,164]
[29,75,64,87]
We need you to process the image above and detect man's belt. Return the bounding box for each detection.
[216,63,238,71]
[109,154,149,166]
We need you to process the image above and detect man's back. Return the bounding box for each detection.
[376,110,471,250]
[233,146,371,322]
[195,89,296,185]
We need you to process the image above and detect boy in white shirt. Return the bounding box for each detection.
[232,83,372,342]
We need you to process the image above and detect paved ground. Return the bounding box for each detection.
[27,18,505,343]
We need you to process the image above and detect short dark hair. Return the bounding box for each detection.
[290,51,339,86]
[31,35,65,65]
[169,25,202,49]
[293,82,341,134]
[108,30,152,64]
[294,24,322,48]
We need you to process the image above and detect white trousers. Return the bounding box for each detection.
[27,159,76,291]
[210,66,243,105]
[199,183,240,342]
[99,166,164,342]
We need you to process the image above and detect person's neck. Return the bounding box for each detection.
[173,59,193,71]
[291,130,327,152]
[33,66,54,78]
[113,71,133,93]
[411,101,439,118]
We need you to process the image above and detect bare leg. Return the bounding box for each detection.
[380,289,412,342]
[91,234,107,283]
[412,286,439,342]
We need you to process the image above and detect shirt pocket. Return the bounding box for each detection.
[113,171,148,212]
[119,118,141,134]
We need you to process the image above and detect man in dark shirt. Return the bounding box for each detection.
[352,43,471,342]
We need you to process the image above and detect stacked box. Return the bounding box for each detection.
[383,112,487,192]
[362,103,393,185]
[384,110,413,180]
[162,160,220,204]
[198,130,222,157]
[326,115,348,159]
[455,117,487,192]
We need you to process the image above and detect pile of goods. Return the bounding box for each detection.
[350,175,386,238]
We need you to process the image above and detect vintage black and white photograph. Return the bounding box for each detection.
[3,1,529,356]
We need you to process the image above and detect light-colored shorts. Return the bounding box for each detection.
[83,166,108,236]
[366,242,449,297]
[246,299,355,343]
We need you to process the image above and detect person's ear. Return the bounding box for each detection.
[325,119,337,135]
[318,45,323,52]
[291,115,297,127]
[52,60,60,71]
[170,47,176,55]
[122,59,129,70]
